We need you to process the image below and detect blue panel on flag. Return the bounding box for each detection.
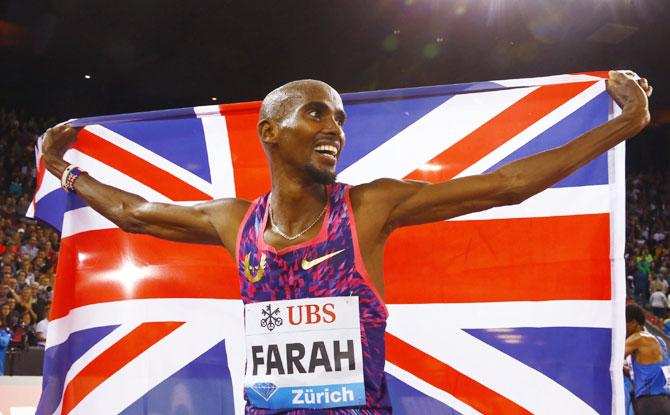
[106,118,212,182]
[338,95,451,172]
[484,91,609,188]
[464,327,612,415]
[37,325,119,415]
[34,190,88,232]
[120,339,235,415]
[386,372,463,415]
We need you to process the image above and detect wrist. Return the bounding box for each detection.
[43,154,68,177]
[619,107,650,134]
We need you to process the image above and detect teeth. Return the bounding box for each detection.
[315,145,338,156]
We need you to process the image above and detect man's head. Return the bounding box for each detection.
[626,303,646,338]
[258,80,346,185]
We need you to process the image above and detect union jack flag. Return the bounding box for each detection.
[30,72,625,414]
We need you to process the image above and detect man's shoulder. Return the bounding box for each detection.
[350,178,427,204]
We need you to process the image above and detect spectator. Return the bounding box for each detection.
[0,320,10,375]
[9,286,37,321]
[3,298,20,327]
[650,272,668,294]
[649,288,668,319]
[10,311,36,348]
[35,304,50,347]
[20,236,38,261]
[0,303,11,327]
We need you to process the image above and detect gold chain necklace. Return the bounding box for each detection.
[268,194,327,241]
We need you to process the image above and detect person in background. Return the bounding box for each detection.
[623,360,635,415]
[35,303,50,347]
[0,319,10,375]
[649,288,668,320]
[10,310,36,348]
[625,304,670,414]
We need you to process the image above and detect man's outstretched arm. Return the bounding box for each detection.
[375,71,651,230]
[41,125,248,250]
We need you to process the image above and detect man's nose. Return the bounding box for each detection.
[322,116,343,137]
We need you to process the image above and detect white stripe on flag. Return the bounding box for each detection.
[71,318,244,415]
[449,185,609,221]
[387,302,608,414]
[85,125,215,197]
[387,301,612,331]
[384,362,482,415]
[338,86,537,185]
[492,73,604,88]
[194,106,238,198]
[53,322,142,415]
[48,299,246,415]
[60,201,205,239]
[454,81,606,178]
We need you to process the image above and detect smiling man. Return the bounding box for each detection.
[42,72,651,414]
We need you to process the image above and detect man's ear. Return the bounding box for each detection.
[258,119,279,144]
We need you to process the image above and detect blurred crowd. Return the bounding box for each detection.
[0,108,58,374]
[625,172,670,333]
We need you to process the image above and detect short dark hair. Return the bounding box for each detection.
[626,304,646,326]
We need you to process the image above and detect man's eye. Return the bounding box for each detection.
[308,110,320,118]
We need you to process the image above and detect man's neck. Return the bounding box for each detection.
[269,174,328,234]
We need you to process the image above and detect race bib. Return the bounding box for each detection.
[244,296,365,409]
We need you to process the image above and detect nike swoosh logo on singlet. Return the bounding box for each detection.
[301,249,346,270]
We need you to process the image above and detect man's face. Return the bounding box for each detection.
[7,298,16,310]
[626,320,640,338]
[273,85,346,184]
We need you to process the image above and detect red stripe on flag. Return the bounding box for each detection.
[384,214,611,303]
[386,333,533,414]
[571,71,609,79]
[218,102,272,200]
[52,229,240,320]
[73,129,212,201]
[61,321,184,415]
[405,82,596,183]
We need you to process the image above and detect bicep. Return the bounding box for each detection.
[131,198,246,247]
[624,337,639,358]
[386,171,516,229]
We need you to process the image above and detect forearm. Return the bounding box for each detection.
[44,154,148,232]
[497,111,648,203]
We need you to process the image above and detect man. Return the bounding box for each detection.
[42,71,651,414]
[625,303,670,414]
[649,287,668,319]
[35,303,50,347]
[19,236,38,261]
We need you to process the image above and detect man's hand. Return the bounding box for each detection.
[606,70,652,132]
[41,124,81,178]
[42,124,79,161]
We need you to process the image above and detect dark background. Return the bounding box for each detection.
[1,0,669,170]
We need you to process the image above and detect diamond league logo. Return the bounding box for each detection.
[252,382,278,401]
[260,304,283,331]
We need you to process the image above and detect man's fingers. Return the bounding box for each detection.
[645,85,653,98]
